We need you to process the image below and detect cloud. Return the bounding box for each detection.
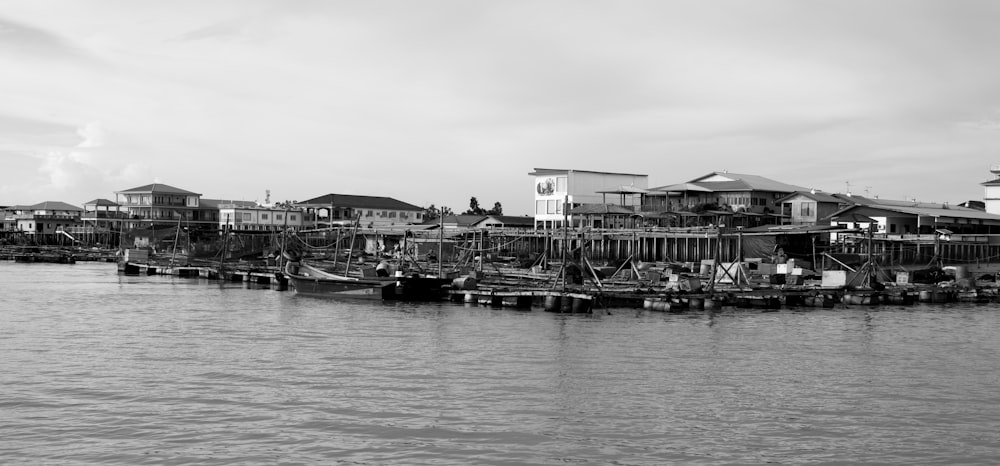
[0,16,100,64]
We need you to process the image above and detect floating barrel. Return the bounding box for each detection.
[918,290,933,302]
[452,276,477,290]
[651,300,669,312]
[560,295,573,313]
[571,297,592,313]
[464,292,477,303]
[688,297,704,310]
[544,294,561,312]
[643,298,655,310]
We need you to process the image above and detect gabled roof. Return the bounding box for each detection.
[775,191,844,204]
[298,194,422,211]
[654,172,807,193]
[116,183,200,196]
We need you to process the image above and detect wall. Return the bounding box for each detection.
[986,184,1000,215]
[533,171,648,228]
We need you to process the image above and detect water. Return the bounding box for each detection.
[3,262,1000,465]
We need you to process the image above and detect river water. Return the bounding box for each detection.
[2,262,1000,465]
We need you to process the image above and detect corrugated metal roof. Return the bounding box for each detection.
[827,203,1000,223]
[596,185,650,194]
[298,194,422,211]
[775,191,844,203]
[529,168,648,177]
[690,172,808,192]
[568,204,636,215]
[649,182,713,192]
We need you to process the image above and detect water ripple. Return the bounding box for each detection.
[4,263,1000,464]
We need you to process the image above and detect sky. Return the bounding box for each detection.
[3,0,1000,216]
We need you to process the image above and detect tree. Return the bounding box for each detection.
[423,204,453,221]
[463,197,503,216]
[273,200,298,209]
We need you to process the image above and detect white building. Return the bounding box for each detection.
[529,168,648,229]
[219,204,306,231]
[983,164,1000,215]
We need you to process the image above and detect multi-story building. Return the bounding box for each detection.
[651,171,806,214]
[982,165,1000,215]
[296,194,424,228]
[218,203,307,231]
[529,168,649,229]
[114,183,215,230]
[4,201,83,240]
[777,191,846,225]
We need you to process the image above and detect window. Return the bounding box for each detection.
[290,214,297,221]
[536,200,545,214]
[261,214,269,220]
[800,202,814,217]
[243,213,252,221]
[556,199,563,214]
[547,200,556,214]
[389,212,396,218]
[276,214,284,221]
[367,210,373,217]
[890,224,897,233]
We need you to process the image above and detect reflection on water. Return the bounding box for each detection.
[3,262,1000,465]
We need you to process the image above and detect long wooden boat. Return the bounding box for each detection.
[285,260,453,301]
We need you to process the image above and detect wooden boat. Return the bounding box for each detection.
[284,260,453,301]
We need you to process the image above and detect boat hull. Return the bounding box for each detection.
[287,274,391,300]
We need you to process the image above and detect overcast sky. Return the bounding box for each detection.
[3,0,1000,215]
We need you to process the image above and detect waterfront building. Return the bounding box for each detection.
[529,168,649,230]
[78,199,128,246]
[3,201,83,241]
[218,202,307,231]
[295,194,424,228]
[827,196,1000,236]
[114,183,216,230]
[471,215,535,230]
[650,172,806,215]
[777,190,846,225]
[982,164,1000,215]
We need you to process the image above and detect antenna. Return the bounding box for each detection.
[864,186,872,196]
[845,181,852,195]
